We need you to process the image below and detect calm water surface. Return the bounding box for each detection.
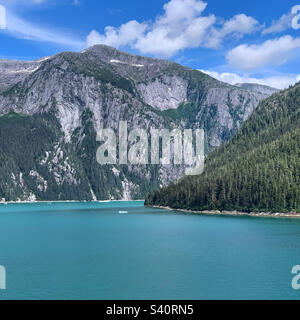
[0,201,299,300]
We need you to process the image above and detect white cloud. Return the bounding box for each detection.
[87,21,148,49]
[262,5,300,34]
[135,0,216,56]
[86,0,260,57]
[0,0,85,49]
[201,69,300,90]
[1,0,262,57]
[262,12,293,34]
[207,14,260,48]
[0,0,48,5]
[5,10,84,50]
[227,35,300,70]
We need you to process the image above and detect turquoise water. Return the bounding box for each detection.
[0,201,300,300]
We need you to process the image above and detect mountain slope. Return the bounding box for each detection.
[145,82,300,213]
[0,45,274,201]
[234,83,279,97]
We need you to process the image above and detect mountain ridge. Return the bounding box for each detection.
[234,83,279,96]
[0,45,276,201]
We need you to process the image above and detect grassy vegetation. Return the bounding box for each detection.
[162,102,198,122]
[0,111,27,126]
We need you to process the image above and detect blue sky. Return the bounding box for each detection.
[0,0,300,89]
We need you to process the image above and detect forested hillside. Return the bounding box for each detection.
[145,82,300,213]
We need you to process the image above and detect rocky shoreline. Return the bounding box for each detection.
[150,206,300,219]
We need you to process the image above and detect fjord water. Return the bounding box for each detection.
[0,201,300,300]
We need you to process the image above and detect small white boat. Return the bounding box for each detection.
[119,211,128,214]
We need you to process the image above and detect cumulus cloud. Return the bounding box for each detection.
[227,35,300,70]
[87,21,148,49]
[86,0,260,57]
[207,14,260,48]
[135,0,216,56]
[262,5,300,34]
[201,69,300,90]
[262,12,293,34]
[1,0,262,57]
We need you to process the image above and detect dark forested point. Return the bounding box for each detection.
[145,81,300,214]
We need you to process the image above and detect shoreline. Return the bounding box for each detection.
[0,200,145,205]
[149,205,300,219]
[1,201,299,219]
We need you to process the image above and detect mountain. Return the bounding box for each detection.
[235,83,279,97]
[0,45,274,201]
[145,82,300,213]
[0,58,45,93]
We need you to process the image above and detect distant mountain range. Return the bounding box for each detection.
[0,45,276,201]
[145,81,300,213]
[234,83,279,96]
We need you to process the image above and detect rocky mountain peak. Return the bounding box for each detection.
[82,44,171,67]
[0,46,280,201]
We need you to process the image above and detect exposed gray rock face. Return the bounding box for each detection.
[137,76,188,111]
[0,45,275,201]
[0,58,47,93]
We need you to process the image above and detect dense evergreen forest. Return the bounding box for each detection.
[145,82,300,213]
